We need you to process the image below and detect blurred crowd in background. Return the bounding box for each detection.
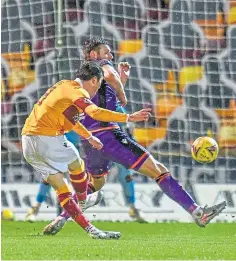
[1,0,236,184]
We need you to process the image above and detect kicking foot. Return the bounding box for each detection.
[193,201,227,227]
[86,225,121,239]
[82,190,104,212]
[129,207,148,223]
[43,216,67,235]
[42,191,103,235]
[25,207,38,222]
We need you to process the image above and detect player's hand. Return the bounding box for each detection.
[128,108,152,122]
[87,136,103,150]
[118,62,131,83]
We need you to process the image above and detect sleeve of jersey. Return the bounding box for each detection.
[72,122,92,140]
[74,98,128,123]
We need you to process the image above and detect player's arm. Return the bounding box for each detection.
[74,97,151,123]
[86,104,129,123]
[63,96,103,149]
[72,122,103,150]
[102,64,127,106]
[72,121,92,139]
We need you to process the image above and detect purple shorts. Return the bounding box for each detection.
[81,128,150,178]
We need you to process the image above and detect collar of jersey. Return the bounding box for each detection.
[74,78,83,87]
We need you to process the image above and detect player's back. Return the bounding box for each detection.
[22,80,86,136]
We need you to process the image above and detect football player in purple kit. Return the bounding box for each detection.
[43,38,226,235]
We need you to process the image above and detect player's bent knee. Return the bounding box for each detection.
[156,161,169,174]
[68,158,85,173]
[47,172,66,190]
[137,155,169,179]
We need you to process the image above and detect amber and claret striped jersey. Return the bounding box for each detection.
[22,80,128,139]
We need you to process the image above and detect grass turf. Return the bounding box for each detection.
[1,221,236,260]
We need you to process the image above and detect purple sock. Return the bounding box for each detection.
[60,184,95,220]
[156,172,198,213]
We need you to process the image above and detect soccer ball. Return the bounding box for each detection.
[1,209,15,221]
[191,137,219,164]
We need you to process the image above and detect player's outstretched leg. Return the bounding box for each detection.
[43,185,103,235]
[25,180,51,222]
[117,163,147,223]
[137,155,226,227]
[80,129,226,226]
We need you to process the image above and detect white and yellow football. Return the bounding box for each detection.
[191,137,219,164]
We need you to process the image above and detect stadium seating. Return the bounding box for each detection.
[229,0,236,7]
[105,0,143,39]
[133,127,166,147]
[220,26,236,84]
[1,0,34,54]
[148,115,187,156]
[55,26,81,80]
[200,54,236,154]
[228,7,236,25]
[191,0,227,51]
[20,0,54,26]
[33,52,57,99]
[159,0,205,67]
[218,116,236,155]
[1,45,36,98]
[118,40,143,56]
[182,83,219,143]
[216,96,236,156]
[126,25,181,126]
[118,55,156,120]
[17,0,55,58]
[202,55,235,109]
[139,25,178,93]
[155,95,183,127]
[66,0,121,58]
[192,0,227,39]
[150,82,219,155]
[1,57,10,102]
[1,0,236,183]
[145,0,169,23]
[178,66,203,93]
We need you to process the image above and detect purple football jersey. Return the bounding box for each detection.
[81,59,119,131]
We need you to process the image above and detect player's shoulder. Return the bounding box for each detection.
[55,80,78,88]
[72,81,90,98]
[58,79,90,98]
[77,87,90,98]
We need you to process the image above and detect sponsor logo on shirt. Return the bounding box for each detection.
[79,113,85,121]
[121,138,128,144]
[83,98,92,104]
[72,113,80,123]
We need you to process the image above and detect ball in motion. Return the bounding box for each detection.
[191,137,219,164]
[1,209,15,221]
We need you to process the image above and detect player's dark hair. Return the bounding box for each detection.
[83,38,109,60]
[76,61,104,81]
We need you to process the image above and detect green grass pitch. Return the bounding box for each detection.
[1,221,236,260]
